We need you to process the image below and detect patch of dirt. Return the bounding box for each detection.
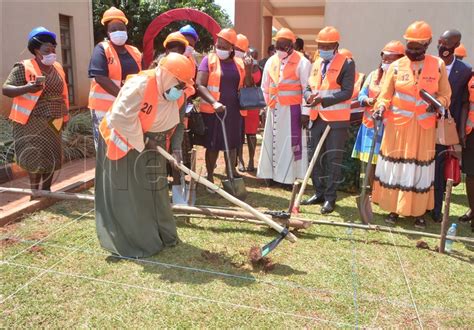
[28,245,44,254]
[416,240,430,249]
[1,237,20,247]
[201,250,223,264]
[248,246,275,273]
[26,231,48,241]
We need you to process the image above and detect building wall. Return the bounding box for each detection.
[1,0,94,116]
[325,0,474,74]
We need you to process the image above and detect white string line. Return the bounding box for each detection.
[346,228,359,328]
[0,237,94,304]
[389,229,423,329]
[2,260,359,328]
[4,237,470,318]
[5,208,94,261]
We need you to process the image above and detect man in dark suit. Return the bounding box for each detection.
[431,29,472,221]
[302,26,355,214]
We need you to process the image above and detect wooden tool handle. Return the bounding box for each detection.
[294,125,331,209]
[157,146,297,243]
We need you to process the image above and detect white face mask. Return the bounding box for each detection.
[276,50,288,60]
[216,48,230,60]
[184,45,194,57]
[41,53,57,66]
[109,31,128,46]
[381,63,390,71]
[234,50,245,59]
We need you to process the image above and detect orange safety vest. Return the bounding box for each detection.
[467,76,474,135]
[308,53,352,122]
[199,53,245,115]
[267,51,304,109]
[361,69,384,128]
[388,55,443,130]
[9,59,69,125]
[88,41,142,114]
[350,72,367,116]
[100,69,161,160]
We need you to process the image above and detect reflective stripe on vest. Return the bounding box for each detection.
[308,53,351,122]
[267,52,304,109]
[200,53,245,114]
[9,59,69,125]
[88,41,142,114]
[390,55,442,129]
[100,70,160,160]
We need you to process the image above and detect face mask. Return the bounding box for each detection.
[216,48,231,60]
[319,49,335,61]
[109,31,128,46]
[276,50,289,60]
[164,86,184,101]
[184,45,194,57]
[40,53,57,66]
[381,63,390,71]
[405,48,426,62]
[438,45,455,59]
[235,50,245,59]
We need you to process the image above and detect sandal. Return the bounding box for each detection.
[414,217,426,229]
[385,212,398,225]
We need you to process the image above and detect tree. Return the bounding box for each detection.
[92,0,232,54]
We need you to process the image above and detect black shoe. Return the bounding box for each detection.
[459,210,473,223]
[430,210,442,223]
[321,201,335,214]
[414,217,426,229]
[385,213,398,225]
[301,194,325,205]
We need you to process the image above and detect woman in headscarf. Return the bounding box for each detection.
[352,41,405,189]
[2,27,69,193]
[88,6,142,149]
[95,53,194,257]
[196,28,253,188]
[372,21,451,228]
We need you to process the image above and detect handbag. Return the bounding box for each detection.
[444,147,461,186]
[436,110,459,146]
[238,86,266,110]
[187,105,205,136]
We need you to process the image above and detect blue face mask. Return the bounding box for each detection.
[319,49,335,61]
[164,86,184,101]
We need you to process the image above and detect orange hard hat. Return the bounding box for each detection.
[382,40,405,55]
[101,6,128,25]
[339,48,353,59]
[403,21,432,42]
[273,28,296,43]
[235,34,249,52]
[316,26,340,43]
[163,32,189,48]
[455,43,467,57]
[217,28,237,45]
[160,53,194,86]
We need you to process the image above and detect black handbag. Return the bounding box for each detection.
[239,86,266,110]
[187,105,205,135]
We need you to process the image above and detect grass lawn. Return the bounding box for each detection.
[1,146,473,328]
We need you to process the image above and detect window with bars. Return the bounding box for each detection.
[59,15,75,105]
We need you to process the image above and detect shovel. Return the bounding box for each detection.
[356,118,382,224]
[215,108,248,200]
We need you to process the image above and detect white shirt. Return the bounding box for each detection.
[445,58,455,77]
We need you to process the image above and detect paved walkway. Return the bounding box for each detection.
[0,158,95,225]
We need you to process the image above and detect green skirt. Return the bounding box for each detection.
[95,133,177,258]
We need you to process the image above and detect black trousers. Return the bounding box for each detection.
[308,118,349,203]
[433,144,448,216]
